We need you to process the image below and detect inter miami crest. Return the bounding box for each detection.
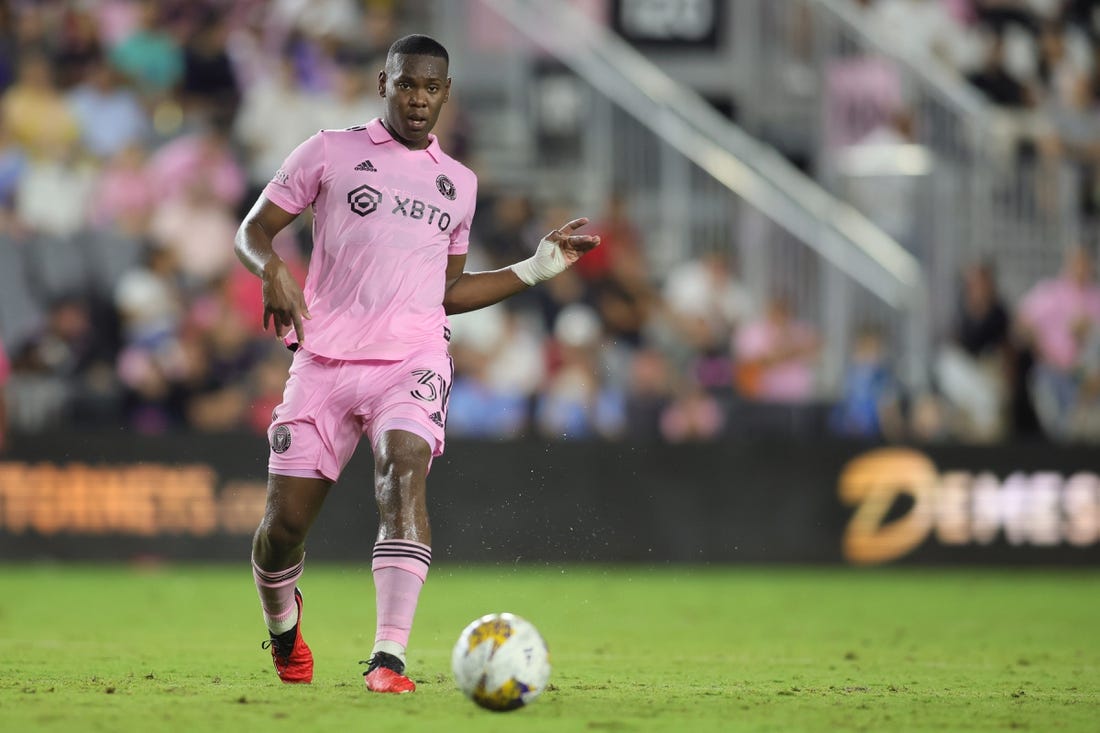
[271,425,292,454]
[347,184,383,216]
[436,174,456,200]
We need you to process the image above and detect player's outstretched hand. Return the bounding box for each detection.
[262,259,311,345]
[510,217,601,286]
[545,217,601,264]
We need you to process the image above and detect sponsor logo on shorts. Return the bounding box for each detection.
[271,425,292,454]
[436,174,456,200]
[347,184,383,216]
[429,411,444,427]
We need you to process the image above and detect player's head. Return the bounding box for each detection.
[379,34,451,150]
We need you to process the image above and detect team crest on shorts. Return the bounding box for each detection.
[436,174,456,200]
[271,425,292,454]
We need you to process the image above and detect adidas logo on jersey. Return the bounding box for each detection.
[354,160,377,172]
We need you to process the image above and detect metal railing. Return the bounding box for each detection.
[750,0,1085,313]
[467,0,929,390]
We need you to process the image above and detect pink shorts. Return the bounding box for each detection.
[267,347,453,482]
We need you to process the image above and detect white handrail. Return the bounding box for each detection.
[479,0,925,310]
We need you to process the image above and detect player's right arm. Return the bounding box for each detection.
[235,195,312,345]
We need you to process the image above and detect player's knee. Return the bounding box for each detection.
[256,513,310,551]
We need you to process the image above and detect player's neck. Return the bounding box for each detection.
[381,118,431,151]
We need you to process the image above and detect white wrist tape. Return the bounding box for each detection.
[510,237,569,286]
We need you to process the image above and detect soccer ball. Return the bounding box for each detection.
[451,612,551,711]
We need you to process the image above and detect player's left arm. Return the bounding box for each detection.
[442,218,600,315]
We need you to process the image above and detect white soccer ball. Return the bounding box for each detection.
[451,612,551,711]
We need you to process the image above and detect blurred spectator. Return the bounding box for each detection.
[1,51,80,159]
[1060,0,1100,39]
[1035,21,1075,91]
[234,54,321,197]
[333,1,399,66]
[574,191,640,283]
[181,12,240,117]
[935,261,1012,441]
[91,0,144,49]
[271,0,364,44]
[971,0,1042,37]
[311,62,384,129]
[113,242,188,433]
[535,304,626,440]
[148,119,246,208]
[476,193,539,269]
[53,5,104,89]
[15,147,95,238]
[838,109,922,250]
[8,296,107,432]
[287,31,341,95]
[67,55,150,159]
[1015,245,1100,440]
[660,250,754,390]
[108,1,184,96]
[182,277,267,431]
[967,30,1035,107]
[149,182,238,287]
[660,378,725,443]
[581,195,654,350]
[114,242,183,352]
[446,305,544,438]
[733,296,821,403]
[91,143,156,231]
[830,324,904,439]
[863,0,974,69]
[622,347,673,440]
[592,249,654,351]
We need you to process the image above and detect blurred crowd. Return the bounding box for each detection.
[0,0,1098,451]
[853,0,1100,216]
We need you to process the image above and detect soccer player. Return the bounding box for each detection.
[235,34,600,693]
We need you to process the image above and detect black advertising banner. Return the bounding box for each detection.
[0,432,1097,565]
[610,0,724,49]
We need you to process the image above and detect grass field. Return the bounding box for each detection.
[1,564,1097,732]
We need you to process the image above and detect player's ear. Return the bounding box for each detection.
[378,69,387,97]
[444,77,451,103]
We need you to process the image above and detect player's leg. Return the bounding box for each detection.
[363,428,433,693]
[253,473,330,683]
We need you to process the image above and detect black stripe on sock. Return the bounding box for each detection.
[373,541,431,560]
[255,562,303,584]
[372,547,431,560]
[372,550,432,566]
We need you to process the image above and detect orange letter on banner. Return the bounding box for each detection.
[839,448,935,565]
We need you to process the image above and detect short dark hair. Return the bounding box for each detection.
[387,34,449,66]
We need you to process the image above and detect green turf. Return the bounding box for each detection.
[0,564,1097,732]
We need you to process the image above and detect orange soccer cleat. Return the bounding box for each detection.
[261,588,313,683]
[362,652,416,693]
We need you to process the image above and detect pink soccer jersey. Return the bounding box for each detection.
[263,118,477,360]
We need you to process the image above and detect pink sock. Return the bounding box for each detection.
[252,556,303,634]
[372,540,431,653]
